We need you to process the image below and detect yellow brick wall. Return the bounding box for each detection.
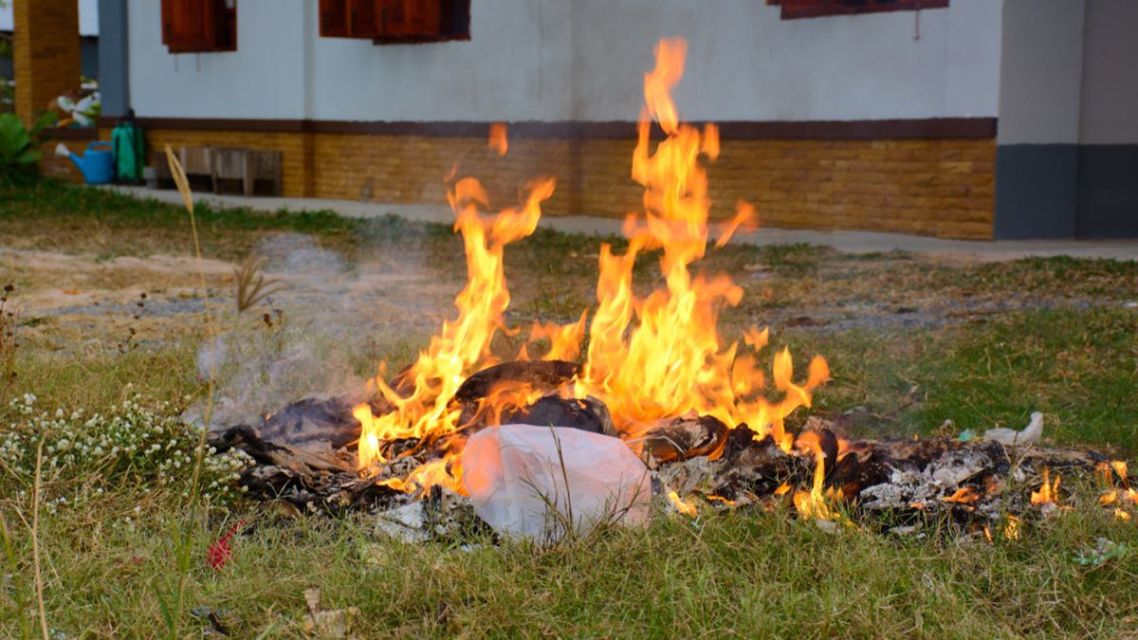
[134,129,996,240]
[144,129,311,197]
[311,134,575,215]
[13,0,82,124]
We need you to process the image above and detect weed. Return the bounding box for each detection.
[0,283,17,397]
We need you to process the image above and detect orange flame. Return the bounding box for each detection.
[1030,467,1061,506]
[942,486,980,504]
[577,38,827,446]
[1003,515,1021,540]
[667,490,698,518]
[354,175,556,485]
[792,432,835,520]
[488,122,508,156]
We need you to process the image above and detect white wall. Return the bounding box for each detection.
[567,0,1001,122]
[0,0,97,34]
[126,0,1004,123]
[1080,0,1138,144]
[309,0,573,121]
[127,0,307,119]
[997,0,1086,145]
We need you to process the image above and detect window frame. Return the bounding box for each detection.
[767,0,949,20]
[318,0,471,44]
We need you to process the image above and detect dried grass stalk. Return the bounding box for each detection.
[234,256,287,313]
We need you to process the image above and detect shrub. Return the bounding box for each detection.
[0,111,58,181]
[0,394,251,512]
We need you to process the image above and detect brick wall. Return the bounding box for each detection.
[119,128,996,239]
[38,129,109,183]
[311,134,575,215]
[144,129,311,197]
[13,0,81,124]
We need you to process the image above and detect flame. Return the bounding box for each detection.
[488,122,508,156]
[706,494,737,507]
[1003,515,1021,540]
[354,38,828,495]
[353,175,556,486]
[667,490,699,517]
[792,433,835,520]
[942,487,980,504]
[1097,460,1137,516]
[577,38,827,446]
[525,311,588,362]
[1030,468,1061,506]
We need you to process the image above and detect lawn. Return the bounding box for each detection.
[2,180,1137,638]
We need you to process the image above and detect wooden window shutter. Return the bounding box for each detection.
[378,0,441,39]
[319,0,349,37]
[161,0,236,53]
[375,0,469,43]
[320,0,380,38]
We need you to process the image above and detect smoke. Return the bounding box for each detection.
[187,231,456,430]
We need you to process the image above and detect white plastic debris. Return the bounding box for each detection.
[983,412,1043,447]
[374,501,429,543]
[461,424,652,541]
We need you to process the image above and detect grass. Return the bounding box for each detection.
[3,486,1136,638]
[2,180,1138,637]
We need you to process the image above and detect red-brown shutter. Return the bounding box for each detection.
[320,0,382,38]
[378,0,442,40]
[161,0,236,52]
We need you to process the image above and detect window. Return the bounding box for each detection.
[319,0,380,38]
[767,0,948,20]
[161,0,237,53]
[319,0,470,43]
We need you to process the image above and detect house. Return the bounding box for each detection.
[12,0,1138,240]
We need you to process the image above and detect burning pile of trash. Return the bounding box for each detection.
[208,39,1134,543]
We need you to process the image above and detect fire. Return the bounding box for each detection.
[488,122,508,156]
[792,432,837,520]
[353,172,556,487]
[577,38,827,446]
[1097,460,1137,518]
[1003,515,1021,540]
[1030,467,1061,507]
[942,486,980,504]
[667,490,699,517]
[355,38,828,495]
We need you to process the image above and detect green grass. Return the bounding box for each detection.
[2,488,1136,638]
[3,180,1138,637]
[916,308,1138,453]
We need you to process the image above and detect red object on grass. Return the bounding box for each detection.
[206,520,247,570]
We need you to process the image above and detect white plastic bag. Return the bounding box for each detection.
[984,412,1043,447]
[461,424,652,541]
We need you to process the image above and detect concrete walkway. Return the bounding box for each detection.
[105,186,1138,262]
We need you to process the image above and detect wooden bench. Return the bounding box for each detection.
[153,145,213,184]
[151,146,282,197]
[210,148,283,197]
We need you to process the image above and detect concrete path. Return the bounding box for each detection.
[105,186,1138,262]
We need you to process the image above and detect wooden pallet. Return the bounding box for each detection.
[152,146,282,197]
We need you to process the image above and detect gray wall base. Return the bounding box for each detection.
[996,143,1138,239]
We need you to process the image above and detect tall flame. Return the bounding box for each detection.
[577,38,828,446]
[354,171,556,486]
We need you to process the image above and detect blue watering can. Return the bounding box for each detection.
[58,141,115,184]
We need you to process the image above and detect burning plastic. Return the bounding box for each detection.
[461,424,652,541]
